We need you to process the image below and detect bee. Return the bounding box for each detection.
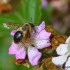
[0,0,12,13]
[3,22,36,47]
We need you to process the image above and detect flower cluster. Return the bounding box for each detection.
[8,20,70,69]
[52,36,70,70]
[9,21,51,66]
[41,0,68,10]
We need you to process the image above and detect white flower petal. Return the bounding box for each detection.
[65,68,70,70]
[52,55,68,66]
[56,44,68,55]
[65,36,70,44]
[35,39,51,49]
[65,57,70,68]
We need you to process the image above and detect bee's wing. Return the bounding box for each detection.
[3,23,22,29]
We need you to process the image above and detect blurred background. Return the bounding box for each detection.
[0,0,70,70]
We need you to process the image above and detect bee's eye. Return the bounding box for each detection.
[14,31,23,43]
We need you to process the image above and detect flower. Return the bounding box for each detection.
[9,21,51,66]
[41,0,48,8]
[51,0,68,11]
[52,36,70,70]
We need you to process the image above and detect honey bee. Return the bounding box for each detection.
[0,0,12,13]
[3,22,35,66]
[3,22,36,47]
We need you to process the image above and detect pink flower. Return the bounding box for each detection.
[51,0,68,11]
[9,21,51,66]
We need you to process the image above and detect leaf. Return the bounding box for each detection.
[0,0,24,23]
[0,0,41,25]
[22,0,41,24]
[41,4,53,25]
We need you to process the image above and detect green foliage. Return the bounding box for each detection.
[41,4,53,25]
[0,0,41,24]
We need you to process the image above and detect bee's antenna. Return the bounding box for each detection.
[31,18,32,23]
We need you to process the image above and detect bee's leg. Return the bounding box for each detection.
[3,23,22,29]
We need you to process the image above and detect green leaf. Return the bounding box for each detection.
[41,4,53,25]
[22,0,41,24]
[0,0,41,25]
[0,0,24,23]
[0,13,23,23]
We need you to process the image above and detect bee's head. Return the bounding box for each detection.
[13,23,35,43]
